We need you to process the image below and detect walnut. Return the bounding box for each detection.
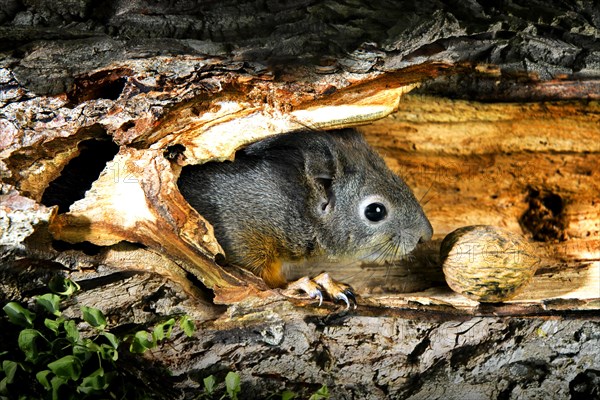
[440,225,541,302]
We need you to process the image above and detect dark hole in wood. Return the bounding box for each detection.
[41,137,119,213]
[164,144,186,160]
[51,240,104,256]
[185,271,216,302]
[75,271,141,291]
[541,193,563,216]
[214,253,226,266]
[519,188,567,242]
[569,369,600,399]
[94,77,126,100]
[120,120,135,131]
[67,68,131,104]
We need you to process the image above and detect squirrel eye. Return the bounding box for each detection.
[364,202,387,222]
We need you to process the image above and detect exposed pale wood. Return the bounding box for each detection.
[0,188,56,245]
[364,96,600,155]
[25,64,446,292]
[150,70,430,164]
[284,96,600,311]
[363,96,599,242]
[286,95,600,308]
[46,147,253,291]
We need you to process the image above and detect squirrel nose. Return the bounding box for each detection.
[418,219,433,243]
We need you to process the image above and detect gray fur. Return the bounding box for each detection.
[178,129,433,280]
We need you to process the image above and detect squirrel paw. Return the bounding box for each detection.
[284,272,357,309]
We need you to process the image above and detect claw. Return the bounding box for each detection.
[284,277,324,306]
[336,291,351,310]
[336,289,358,310]
[312,289,324,307]
[285,274,357,308]
[344,289,358,310]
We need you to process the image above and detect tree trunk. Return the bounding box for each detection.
[1,1,599,398]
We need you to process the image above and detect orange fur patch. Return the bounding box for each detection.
[260,258,287,288]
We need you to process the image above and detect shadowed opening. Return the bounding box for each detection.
[41,138,119,213]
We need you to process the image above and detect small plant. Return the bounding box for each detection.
[308,385,329,400]
[1,276,329,400]
[198,371,329,400]
[0,276,195,400]
[198,372,242,400]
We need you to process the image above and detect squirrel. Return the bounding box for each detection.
[178,129,433,307]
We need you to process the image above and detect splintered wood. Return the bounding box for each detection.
[1,59,598,311]
[2,59,448,303]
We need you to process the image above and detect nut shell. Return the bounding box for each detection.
[440,225,540,302]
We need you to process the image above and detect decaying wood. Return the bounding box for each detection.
[1,0,600,398]
[284,96,599,310]
[1,47,447,298]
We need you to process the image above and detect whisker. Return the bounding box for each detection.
[322,230,425,286]
[330,240,390,282]
[419,183,434,204]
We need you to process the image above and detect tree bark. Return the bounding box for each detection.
[1,1,599,398]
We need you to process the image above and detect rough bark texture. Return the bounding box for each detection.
[1,1,599,398]
[1,262,599,399]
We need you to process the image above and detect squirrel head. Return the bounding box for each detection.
[247,129,433,264]
[303,129,433,263]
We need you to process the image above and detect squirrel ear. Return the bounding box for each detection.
[244,130,339,215]
[304,143,337,216]
[314,175,334,215]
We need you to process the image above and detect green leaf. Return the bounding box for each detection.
[281,391,296,400]
[0,377,8,395]
[51,375,67,400]
[36,370,52,390]
[225,371,241,400]
[72,342,93,364]
[152,318,175,342]
[83,338,101,353]
[48,276,80,297]
[129,331,154,353]
[99,344,119,362]
[180,315,196,337]
[101,332,119,349]
[152,326,164,343]
[203,375,216,395]
[44,318,63,334]
[36,294,62,317]
[309,385,329,400]
[3,302,36,328]
[80,306,107,330]
[63,320,80,343]
[48,355,82,381]
[18,329,42,362]
[78,368,108,394]
[1,361,17,384]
